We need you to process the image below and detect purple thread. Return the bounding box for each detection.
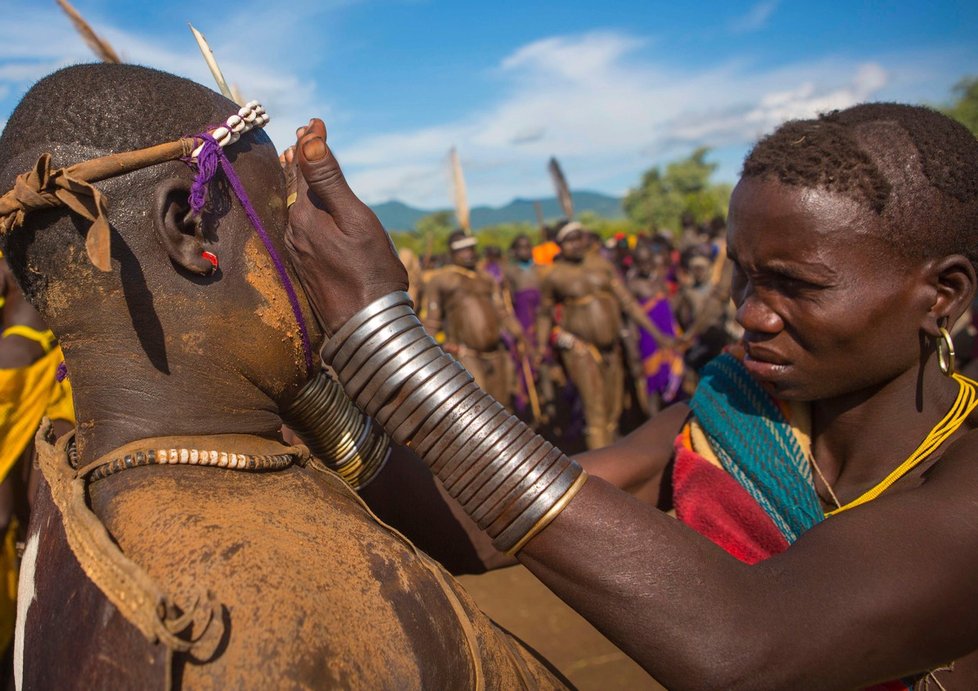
[188,134,314,371]
[188,133,221,215]
[56,361,67,382]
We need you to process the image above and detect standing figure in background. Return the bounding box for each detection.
[480,245,505,287]
[537,222,670,449]
[424,231,525,406]
[627,243,684,414]
[504,234,545,419]
[676,246,736,377]
[533,224,560,266]
[397,246,424,308]
[0,257,75,658]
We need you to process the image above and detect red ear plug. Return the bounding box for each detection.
[202,251,219,270]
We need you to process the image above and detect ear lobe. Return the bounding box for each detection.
[153,178,215,276]
[923,255,977,336]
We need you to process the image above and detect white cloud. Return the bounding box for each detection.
[0,0,339,150]
[0,6,963,212]
[336,31,908,208]
[729,0,780,34]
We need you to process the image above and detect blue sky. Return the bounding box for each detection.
[1,0,976,209]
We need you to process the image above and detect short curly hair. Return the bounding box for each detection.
[741,103,978,264]
[0,63,238,304]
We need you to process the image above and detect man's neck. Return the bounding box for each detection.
[67,353,285,463]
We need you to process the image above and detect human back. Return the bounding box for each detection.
[0,63,565,688]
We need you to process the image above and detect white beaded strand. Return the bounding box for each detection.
[190,100,270,159]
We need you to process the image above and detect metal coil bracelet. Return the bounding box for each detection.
[322,291,587,555]
[282,369,391,490]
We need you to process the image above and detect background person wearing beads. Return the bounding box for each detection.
[286,105,978,689]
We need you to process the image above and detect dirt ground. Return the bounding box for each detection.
[458,565,665,690]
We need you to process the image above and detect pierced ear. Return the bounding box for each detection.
[153,178,215,276]
[923,254,976,336]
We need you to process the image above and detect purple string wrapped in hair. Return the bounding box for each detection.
[187,133,314,371]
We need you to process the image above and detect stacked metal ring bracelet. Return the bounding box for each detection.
[321,291,588,555]
[283,369,391,490]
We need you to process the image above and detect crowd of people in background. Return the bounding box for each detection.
[396,216,978,454]
[396,216,741,452]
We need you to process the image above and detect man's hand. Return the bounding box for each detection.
[283,119,408,335]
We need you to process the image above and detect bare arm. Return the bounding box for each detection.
[519,433,978,689]
[683,258,733,342]
[610,272,669,344]
[574,402,689,506]
[284,121,978,690]
[494,283,526,345]
[535,273,556,357]
[421,273,445,335]
[359,444,514,574]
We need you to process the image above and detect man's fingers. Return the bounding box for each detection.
[296,118,359,215]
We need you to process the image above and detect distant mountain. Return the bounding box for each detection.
[371,191,624,232]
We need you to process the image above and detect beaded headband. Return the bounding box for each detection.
[0,102,268,272]
[449,236,478,251]
[555,221,583,243]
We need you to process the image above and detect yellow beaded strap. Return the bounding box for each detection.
[1,325,56,354]
[827,373,978,517]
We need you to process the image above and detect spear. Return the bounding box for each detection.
[548,156,574,220]
[533,200,545,231]
[449,147,471,235]
[502,286,543,425]
[55,0,121,64]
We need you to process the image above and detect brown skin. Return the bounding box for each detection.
[424,254,517,353]
[416,244,524,403]
[9,128,322,463]
[17,105,566,687]
[288,133,978,688]
[625,245,673,414]
[537,231,669,447]
[537,230,667,354]
[0,260,58,536]
[626,245,669,303]
[504,237,540,296]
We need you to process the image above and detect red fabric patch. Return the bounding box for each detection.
[672,438,789,564]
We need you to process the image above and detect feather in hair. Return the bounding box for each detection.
[189,24,238,104]
[56,0,121,64]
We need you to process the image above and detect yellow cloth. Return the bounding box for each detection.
[0,345,75,483]
[2,325,56,352]
[0,518,18,654]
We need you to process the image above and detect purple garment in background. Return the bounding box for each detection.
[511,287,540,337]
[639,293,684,402]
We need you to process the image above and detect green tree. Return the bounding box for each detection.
[623,147,732,235]
[409,210,455,258]
[942,76,978,137]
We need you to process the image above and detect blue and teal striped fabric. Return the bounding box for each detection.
[688,353,823,544]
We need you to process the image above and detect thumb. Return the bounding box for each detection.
[296,118,358,214]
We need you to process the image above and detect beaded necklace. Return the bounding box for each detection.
[823,372,978,517]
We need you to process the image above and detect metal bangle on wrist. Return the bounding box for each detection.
[282,369,391,490]
[321,291,587,554]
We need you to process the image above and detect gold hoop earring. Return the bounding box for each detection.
[936,322,956,377]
